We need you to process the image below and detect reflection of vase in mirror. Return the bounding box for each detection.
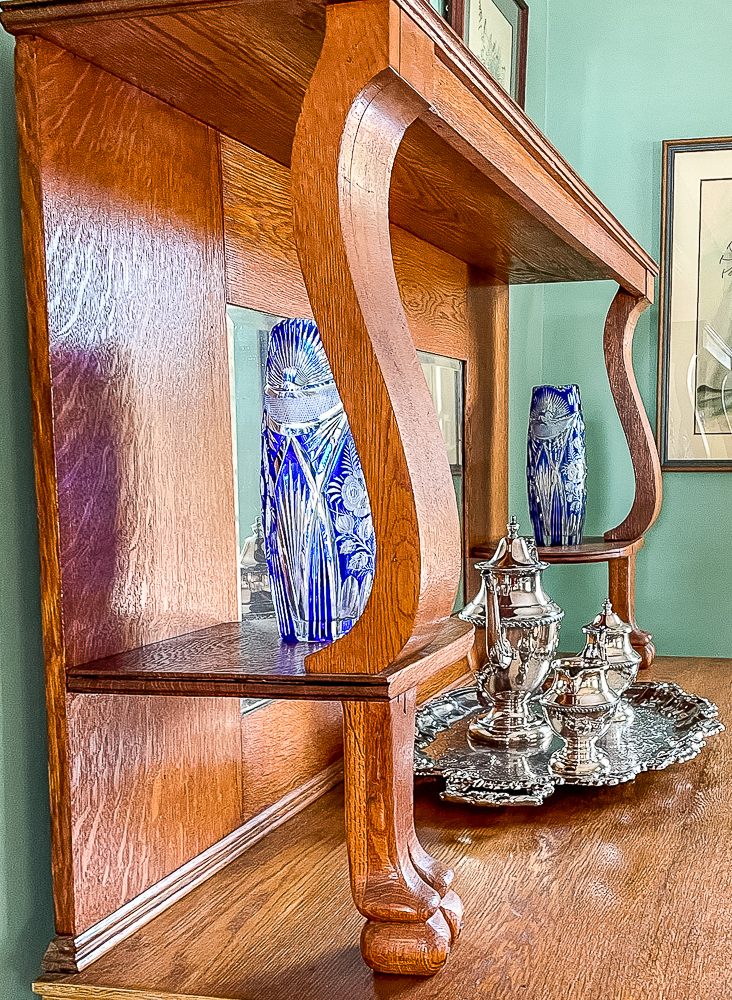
[261,318,375,642]
[527,384,587,545]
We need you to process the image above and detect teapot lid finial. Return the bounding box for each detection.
[507,516,519,539]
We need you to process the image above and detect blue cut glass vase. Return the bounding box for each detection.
[527,384,587,546]
[261,318,376,642]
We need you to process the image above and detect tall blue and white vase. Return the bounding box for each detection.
[261,318,376,642]
[527,384,587,546]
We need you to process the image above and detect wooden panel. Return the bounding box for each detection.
[220,134,469,355]
[33,40,239,666]
[67,693,243,933]
[33,656,732,999]
[14,35,75,934]
[1,1,326,168]
[240,700,343,821]
[464,273,508,596]
[221,138,312,318]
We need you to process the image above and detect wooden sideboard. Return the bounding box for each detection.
[33,656,732,1000]
[0,0,661,982]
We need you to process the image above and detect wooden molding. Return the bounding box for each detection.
[42,760,344,973]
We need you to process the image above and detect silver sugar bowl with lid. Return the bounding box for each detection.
[460,516,564,747]
[579,599,642,725]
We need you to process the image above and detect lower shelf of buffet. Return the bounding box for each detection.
[38,656,732,1000]
[66,614,474,702]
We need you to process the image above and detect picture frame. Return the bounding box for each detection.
[658,137,732,470]
[427,0,528,107]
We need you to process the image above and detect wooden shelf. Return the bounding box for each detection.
[472,535,644,564]
[0,0,657,296]
[35,656,732,1000]
[66,615,475,702]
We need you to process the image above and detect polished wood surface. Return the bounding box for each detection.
[35,655,732,1000]
[472,535,645,564]
[1,1,326,168]
[65,616,474,702]
[221,133,505,609]
[14,34,74,934]
[66,694,243,932]
[43,759,344,973]
[464,274,509,597]
[609,549,656,670]
[0,0,658,293]
[240,700,342,821]
[17,37,351,956]
[7,0,665,980]
[603,289,663,542]
[292,1,462,678]
[343,690,461,974]
[33,40,239,666]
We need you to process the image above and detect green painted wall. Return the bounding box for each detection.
[510,0,732,657]
[0,27,55,1000]
[0,2,729,995]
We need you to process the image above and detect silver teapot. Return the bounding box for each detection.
[461,517,564,747]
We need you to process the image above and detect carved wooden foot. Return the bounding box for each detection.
[629,627,656,670]
[608,550,655,669]
[343,690,462,975]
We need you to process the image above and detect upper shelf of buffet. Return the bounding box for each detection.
[0,0,658,293]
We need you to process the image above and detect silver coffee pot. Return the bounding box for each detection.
[461,516,564,747]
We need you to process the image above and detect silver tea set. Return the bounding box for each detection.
[459,516,642,782]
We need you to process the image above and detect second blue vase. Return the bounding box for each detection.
[527,384,587,546]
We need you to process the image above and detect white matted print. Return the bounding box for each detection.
[659,139,732,468]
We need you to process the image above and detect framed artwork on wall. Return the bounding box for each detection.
[658,136,732,470]
[427,0,528,107]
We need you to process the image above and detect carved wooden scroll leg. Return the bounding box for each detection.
[603,289,662,543]
[608,551,655,670]
[603,289,661,666]
[343,689,462,975]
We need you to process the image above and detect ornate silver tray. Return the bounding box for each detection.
[414,681,724,806]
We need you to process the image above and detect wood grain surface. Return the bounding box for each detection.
[343,689,462,974]
[472,535,645,564]
[35,655,732,1000]
[239,700,342,821]
[1,0,658,295]
[1,1,326,167]
[292,2,462,676]
[66,694,243,933]
[608,551,656,669]
[65,616,475,702]
[14,34,75,934]
[603,289,663,542]
[34,40,239,665]
[43,759,344,973]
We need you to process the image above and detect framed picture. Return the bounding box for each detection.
[426,0,528,107]
[658,137,732,470]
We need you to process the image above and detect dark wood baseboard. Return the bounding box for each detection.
[42,761,344,974]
